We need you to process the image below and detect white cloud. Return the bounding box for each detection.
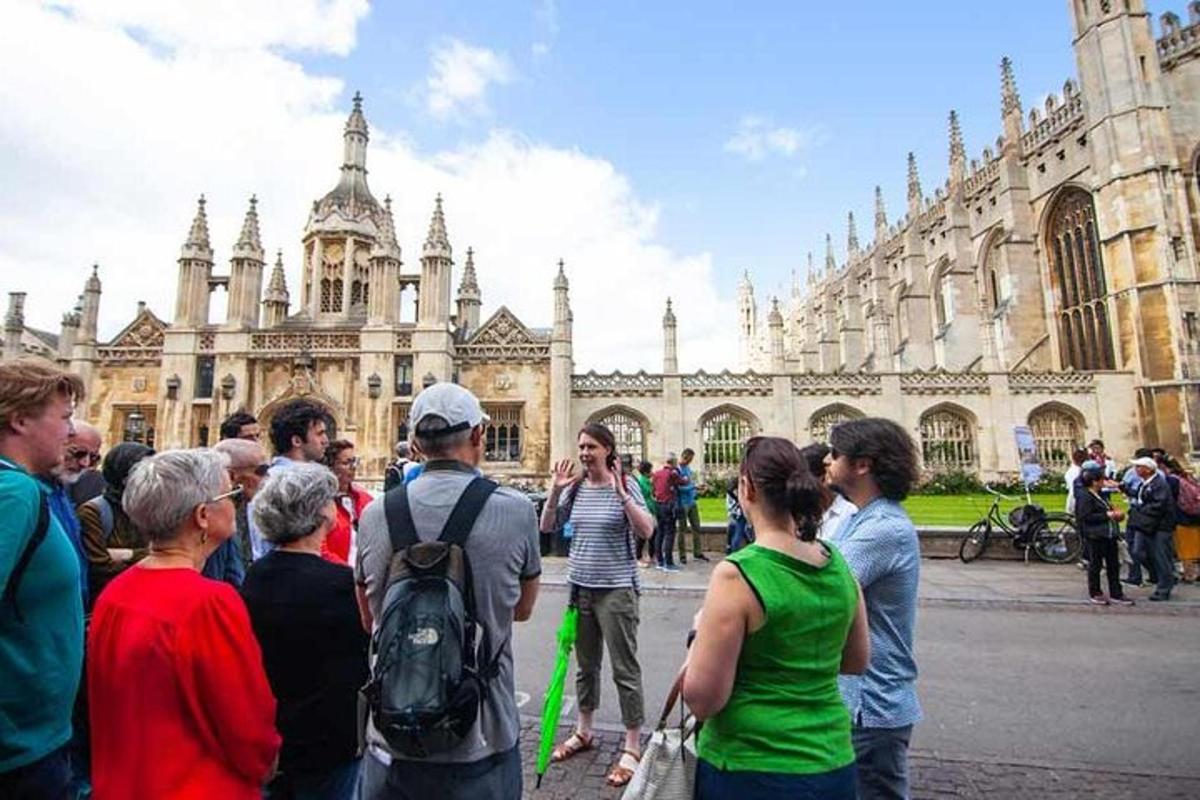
[724,116,822,162]
[0,1,734,372]
[425,39,514,120]
[532,0,559,57]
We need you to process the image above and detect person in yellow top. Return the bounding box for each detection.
[684,436,869,799]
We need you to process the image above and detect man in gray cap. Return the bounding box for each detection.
[1124,455,1176,601]
[354,382,541,799]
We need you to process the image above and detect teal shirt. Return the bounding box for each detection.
[0,456,84,771]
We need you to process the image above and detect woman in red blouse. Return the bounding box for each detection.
[322,440,372,564]
[88,449,280,799]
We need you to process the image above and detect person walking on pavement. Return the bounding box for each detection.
[0,360,86,799]
[539,423,655,789]
[826,418,923,800]
[684,436,869,800]
[676,448,708,563]
[650,453,682,571]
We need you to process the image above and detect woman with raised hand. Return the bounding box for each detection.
[537,423,655,788]
[88,449,280,799]
[684,436,869,800]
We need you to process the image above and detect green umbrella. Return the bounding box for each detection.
[535,591,580,788]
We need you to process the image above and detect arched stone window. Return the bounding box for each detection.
[931,261,953,331]
[591,408,647,462]
[808,404,864,444]
[700,406,757,475]
[1045,189,1114,369]
[980,230,1004,312]
[919,406,976,472]
[482,404,523,463]
[1028,404,1084,471]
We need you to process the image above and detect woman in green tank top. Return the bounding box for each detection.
[683,436,869,799]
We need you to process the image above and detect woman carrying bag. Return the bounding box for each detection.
[682,437,869,799]
[1076,464,1135,606]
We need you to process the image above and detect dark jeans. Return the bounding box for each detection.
[357,744,520,800]
[654,505,677,566]
[0,744,72,800]
[267,758,361,800]
[1087,536,1124,599]
[1125,525,1142,583]
[676,503,702,559]
[852,725,913,800]
[696,758,856,799]
[1142,529,1176,596]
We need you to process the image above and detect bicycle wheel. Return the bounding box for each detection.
[959,520,991,563]
[1032,515,1082,564]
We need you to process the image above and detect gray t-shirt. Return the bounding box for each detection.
[560,476,646,590]
[355,462,541,763]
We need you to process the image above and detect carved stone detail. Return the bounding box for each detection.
[900,369,990,395]
[458,306,550,364]
[682,370,773,397]
[571,371,663,397]
[249,331,361,352]
[1007,370,1095,394]
[791,373,883,396]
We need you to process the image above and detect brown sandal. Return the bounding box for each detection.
[605,748,641,787]
[551,730,595,763]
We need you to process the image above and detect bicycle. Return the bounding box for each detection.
[958,486,1082,564]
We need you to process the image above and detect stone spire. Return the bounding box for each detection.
[344,91,369,169]
[767,296,785,371]
[423,194,452,258]
[233,195,264,260]
[807,252,816,286]
[1000,56,1021,116]
[791,267,801,299]
[456,247,482,333]
[180,195,213,261]
[3,292,25,361]
[949,110,966,185]
[825,233,836,275]
[262,250,290,327]
[662,297,678,373]
[57,297,81,362]
[906,152,922,214]
[309,93,380,227]
[553,259,572,341]
[874,186,888,238]
[847,212,860,256]
[371,195,402,260]
[80,265,101,343]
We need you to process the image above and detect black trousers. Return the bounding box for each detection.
[1087,536,1124,599]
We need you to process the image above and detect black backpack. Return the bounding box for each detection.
[0,463,51,623]
[366,476,504,757]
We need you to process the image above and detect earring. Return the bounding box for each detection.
[200,531,208,546]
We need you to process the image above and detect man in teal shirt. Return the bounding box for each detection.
[676,448,707,563]
[0,360,85,797]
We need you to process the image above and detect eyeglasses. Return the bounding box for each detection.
[253,463,271,477]
[207,484,244,504]
[66,447,101,466]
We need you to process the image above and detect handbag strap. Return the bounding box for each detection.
[656,664,689,730]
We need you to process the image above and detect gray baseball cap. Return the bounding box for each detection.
[410,382,489,437]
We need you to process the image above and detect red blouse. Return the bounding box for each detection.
[321,484,372,564]
[88,566,281,799]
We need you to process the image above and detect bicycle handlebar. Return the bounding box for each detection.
[983,485,1018,501]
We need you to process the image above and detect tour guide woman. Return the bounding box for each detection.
[683,436,869,799]
[538,423,656,788]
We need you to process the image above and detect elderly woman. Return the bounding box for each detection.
[322,439,372,565]
[77,441,154,603]
[242,463,369,800]
[87,449,280,799]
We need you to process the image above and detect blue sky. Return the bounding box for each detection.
[1,0,1094,369]
[307,0,1077,298]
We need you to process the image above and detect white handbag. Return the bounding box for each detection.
[623,667,697,800]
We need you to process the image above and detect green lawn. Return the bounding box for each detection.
[697,492,1075,528]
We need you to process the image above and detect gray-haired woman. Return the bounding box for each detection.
[241,462,369,800]
[87,449,280,799]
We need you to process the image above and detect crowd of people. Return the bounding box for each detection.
[1066,439,1200,604]
[1,355,959,800]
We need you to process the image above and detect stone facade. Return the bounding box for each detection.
[4,2,1198,483]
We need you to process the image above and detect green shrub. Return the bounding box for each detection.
[701,474,734,497]
[916,469,984,495]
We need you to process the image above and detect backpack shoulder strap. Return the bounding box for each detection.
[1,476,51,623]
[383,484,419,553]
[438,477,499,547]
[86,496,115,543]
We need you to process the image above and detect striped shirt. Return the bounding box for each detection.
[561,477,646,590]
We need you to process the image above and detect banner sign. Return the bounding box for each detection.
[1013,425,1042,488]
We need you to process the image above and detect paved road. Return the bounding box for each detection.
[513,584,1200,796]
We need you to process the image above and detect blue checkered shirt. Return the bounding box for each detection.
[830,496,923,730]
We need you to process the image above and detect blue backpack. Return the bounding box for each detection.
[0,462,51,623]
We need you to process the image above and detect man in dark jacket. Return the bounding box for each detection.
[1124,457,1176,601]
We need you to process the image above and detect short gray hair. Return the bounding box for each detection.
[253,462,338,545]
[414,414,473,459]
[394,440,411,459]
[123,449,228,543]
[212,437,265,469]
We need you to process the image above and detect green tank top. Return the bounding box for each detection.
[696,541,858,774]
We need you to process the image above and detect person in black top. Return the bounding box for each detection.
[1075,467,1134,606]
[242,463,369,800]
[1123,457,1177,601]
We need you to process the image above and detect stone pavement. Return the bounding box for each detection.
[518,722,1200,799]
[538,555,1200,612]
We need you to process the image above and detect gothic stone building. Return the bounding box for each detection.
[4,2,1200,482]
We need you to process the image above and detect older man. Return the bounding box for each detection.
[0,359,86,797]
[204,438,271,586]
[1125,456,1177,601]
[63,421,105,506]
